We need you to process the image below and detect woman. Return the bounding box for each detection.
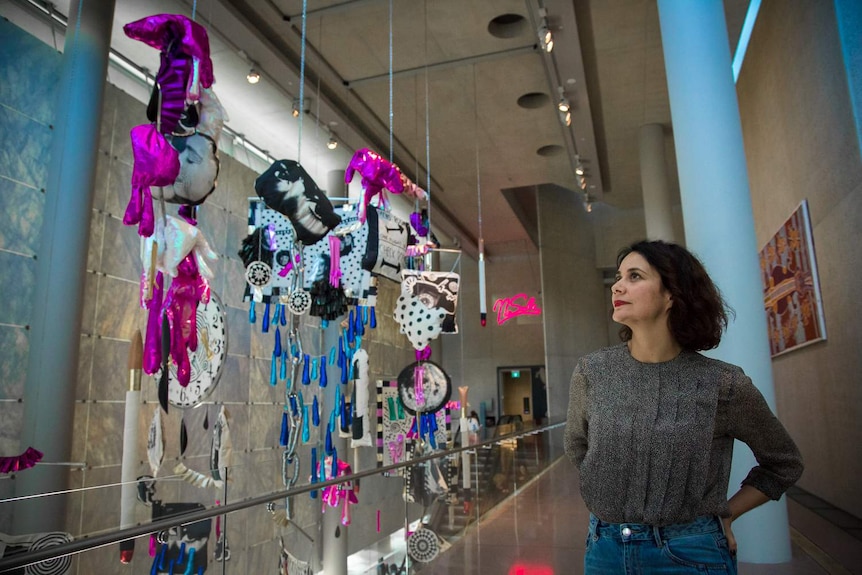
[565,240,803,574]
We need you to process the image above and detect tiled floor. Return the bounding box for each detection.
[415,459,862,575]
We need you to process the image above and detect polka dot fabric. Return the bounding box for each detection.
[393,293,446,350]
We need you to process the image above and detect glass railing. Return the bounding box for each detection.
[0,417,566,574]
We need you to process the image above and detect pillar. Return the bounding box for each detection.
[835,0,862,158]
[15,0,116,533]
[638,123,677,242]
[657,0,791,563]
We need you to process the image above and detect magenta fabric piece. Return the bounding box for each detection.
[415,346,432,362]
[123,14,214,89]
[163,254,211,386]
[154,50,194,134]
[344,148,405,222]
[329,235,342,288]
[410,212,429,236]
[143,272,165,375]
[318,458,358,525]
[124,125,180,237]
[0,446,43,474]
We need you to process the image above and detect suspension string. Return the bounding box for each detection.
[297,0,309,162]
[191,0,198,20]
[388,0,394,162]
[423,0,432,238]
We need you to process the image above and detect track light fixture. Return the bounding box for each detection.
[246,67,260,84]
[538,22,553,53]
[327,135,338,150]
[560,109,572,127]
[575,163,585,176]
[291,97,310,118]
[557,97,570,113]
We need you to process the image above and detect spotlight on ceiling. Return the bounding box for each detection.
[584,192,593,213]
[575,163,585,176]
[327,135,338,150]
[557,96,570,113]
[538,23,553,53]
[577,174,587,190]
[246,67,261,84]
[560,109,572,127]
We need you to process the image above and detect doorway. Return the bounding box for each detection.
[496,365,547,426]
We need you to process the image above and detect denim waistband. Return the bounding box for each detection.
[589,514,722,545]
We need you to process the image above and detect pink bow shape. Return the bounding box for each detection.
[345,148,404,222]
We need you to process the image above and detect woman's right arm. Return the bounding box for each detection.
[565,360,589,467]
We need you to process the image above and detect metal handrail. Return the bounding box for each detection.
[0,419,566,571]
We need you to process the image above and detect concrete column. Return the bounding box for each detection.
[657,0,791,564]
[638,123,676,242]
[15,0,115,534]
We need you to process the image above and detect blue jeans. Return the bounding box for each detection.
[585,514,737,574]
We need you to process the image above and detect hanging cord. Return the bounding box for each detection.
[388,0,394,162]
[191,0,197,21]
[297,0,309,162]
[423,0,433,245]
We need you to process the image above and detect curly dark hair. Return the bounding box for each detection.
[616,240,733,351]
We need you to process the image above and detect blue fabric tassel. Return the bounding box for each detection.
[302,354,311,385]
[280,412,289,446]
[330,450,338,478]
[274,326,282,357]
[311,357,318,381]
[249,301,256,324]
[280,302,287,326]
[325,427,333,455]
[354,307,364,336]
[262,302,270,333]
[280,349,287,380]
[312,395,320,426]
[370,306,377,328]
[347,309,354,343]
[270,352,277,386]
[302,405,310,443]
[319,355,328,387]
[340,393,349,431]
[289,394,298,417]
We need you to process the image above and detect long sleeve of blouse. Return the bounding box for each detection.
[564,344,803,525]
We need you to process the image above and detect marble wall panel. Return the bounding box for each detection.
[91,149,111,213]
[76,334,94,401]
[84,403,125,468]
[79,465,121,537]
[223,257,247,309]
[93,276,145,339]
[0,250,36,326]
[110,91,142,162]
[79,271,99,334]
[0,326,28,399]
[196,203,229,258]
[0,19,61,125]
[0,178,44,256]
[248,404,282,451]
[213,354,249,405]
[0,106,53,192]
[101,215,141,282]
[86,209,105,271]
[90,336,133,402]
[248,358,280,403]
[97,87,116,161]
[0,402,23,455]
[225,306,250,356]
[103,155,133,219]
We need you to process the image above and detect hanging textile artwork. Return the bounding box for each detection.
[399,270,460,334]
[0,531,73,575]
[242,202,371,304]
[255,160,342,246]
[376,380,450,475]
[363,207,409,282]
[151,502,211,574]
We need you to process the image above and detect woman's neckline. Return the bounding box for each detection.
[622,341,686,365]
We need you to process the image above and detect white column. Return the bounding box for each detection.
[638,123,676,242]
[657,0,792,564]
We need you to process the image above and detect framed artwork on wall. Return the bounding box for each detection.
[759,199,827,357]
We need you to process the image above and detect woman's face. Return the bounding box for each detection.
[611,251,672,329]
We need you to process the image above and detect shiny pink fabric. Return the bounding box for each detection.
[163,254,211,386]
[143,272,165,375]
[345,148,404,222]
[318,457,358,525]
[123,125,180,237]
[0,446,43,474]
[123,14,214,89]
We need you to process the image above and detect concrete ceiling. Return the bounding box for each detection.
[6,0,750,259]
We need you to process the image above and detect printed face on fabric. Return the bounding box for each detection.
[611,251,672,329]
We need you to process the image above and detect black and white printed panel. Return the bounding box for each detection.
[244,201,370,303]
[363,207,408,282]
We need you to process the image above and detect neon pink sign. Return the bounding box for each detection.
[492,293,542,325]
